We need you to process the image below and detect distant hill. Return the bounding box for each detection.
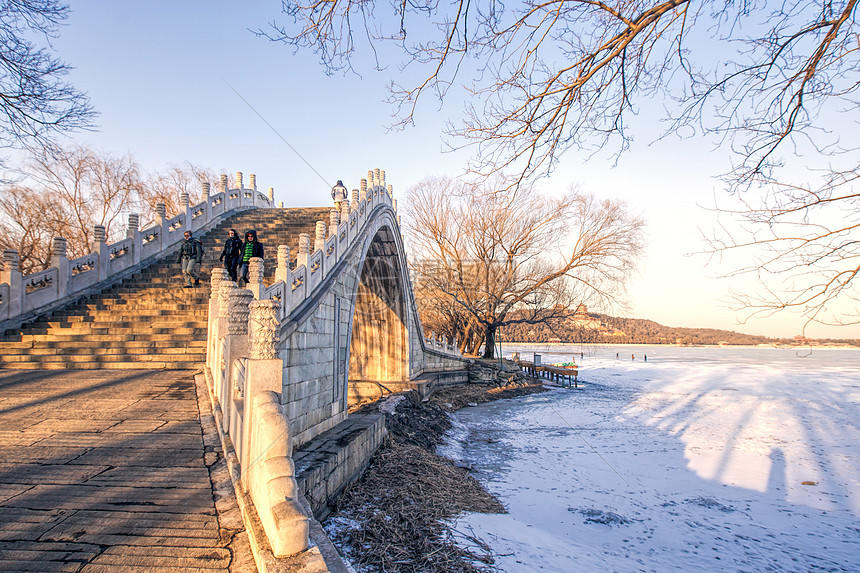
[497,309,859,346]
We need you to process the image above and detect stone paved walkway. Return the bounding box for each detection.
[0,369,256,572]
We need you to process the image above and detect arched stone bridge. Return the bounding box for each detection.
[203,170,468,559]
[0,168,469,566]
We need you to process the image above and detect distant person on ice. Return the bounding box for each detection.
[239,229,263,286]
[219,228,242,282]
[177,230,204,288]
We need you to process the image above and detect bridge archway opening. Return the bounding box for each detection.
[347,227,408,403]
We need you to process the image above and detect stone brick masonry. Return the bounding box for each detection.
[293,412,387,520]
[0,369,255,572]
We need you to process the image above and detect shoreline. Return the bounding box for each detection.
[498,341,860,349]
[323,378,549,573]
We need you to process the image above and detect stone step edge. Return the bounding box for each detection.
[0,361,204,368]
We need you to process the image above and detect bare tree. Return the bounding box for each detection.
[0,184,64,273]
[0,0,94,155]
[27,147,142,258]
[406,176,643,357]
[140,163,219,225]
[0,147,218,271]
[266,0,860,328]
[708,170,860,328]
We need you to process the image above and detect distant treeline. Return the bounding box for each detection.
[497,311,859,346]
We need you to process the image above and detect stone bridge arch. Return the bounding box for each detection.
[279,205,429,448]
[347,225,409,385]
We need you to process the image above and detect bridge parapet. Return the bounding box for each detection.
[0,173,273,327]
[204,168,468,556]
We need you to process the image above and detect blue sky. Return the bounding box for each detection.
[27,1,858,339]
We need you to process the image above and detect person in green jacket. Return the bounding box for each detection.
[177,230,204,288]
[239,229,263,286]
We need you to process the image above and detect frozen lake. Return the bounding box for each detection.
[440,345,860,572]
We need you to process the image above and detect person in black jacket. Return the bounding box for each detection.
[239,229,264,286]
[219,228,243,282]
[177,230,204,288]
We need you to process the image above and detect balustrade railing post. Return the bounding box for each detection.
[181,191,192,237]
[207,268,228,376]
[1,250,22,318]
[235,172,244,208]
[329,209,339,238]
[93,225,109,282]
[156,203,168,252]
[297,234,310,270]
[268,187,275,206]
[219,174,229,205]
[249,173,257,207]
[247,257,264,300]
[215,281,236,413]
[275,245,290,284]
[51,237,69,300]
[202,182,211,223]
[341,195,350,223]
[127,213,141,266]
[314,221,326,253]
[225,287,254,444]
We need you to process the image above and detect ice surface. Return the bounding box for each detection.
[440,345,860,572]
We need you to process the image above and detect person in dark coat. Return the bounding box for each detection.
[239,229,263,285]
[219,228,243,282]
[177,230,204,288]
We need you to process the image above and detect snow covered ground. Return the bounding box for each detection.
[440,346,860,572]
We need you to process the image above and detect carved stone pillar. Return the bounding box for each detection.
[297,234,310,269]
[1,249,22,318]
[314,221,326,253]
[93,225,108,281]
[93,225,106,249]
[51,237,69,299]
[206,269,229,375]
[127,214,139,238]
[3,249,19,273]
[235,171,244,190]
[210,268,228,300]
[275,245,290,284]
[228,288,254,335]
[201,182,211,223]
[247,257,265,299]
[220,174,229,194]
[219,281,238,321]
[329,209,339,237]
[249,299,281,360]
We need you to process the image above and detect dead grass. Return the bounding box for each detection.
[324,380,548,573]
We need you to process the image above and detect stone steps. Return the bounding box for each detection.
[0,207,328,369]
[2,340,206,349]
